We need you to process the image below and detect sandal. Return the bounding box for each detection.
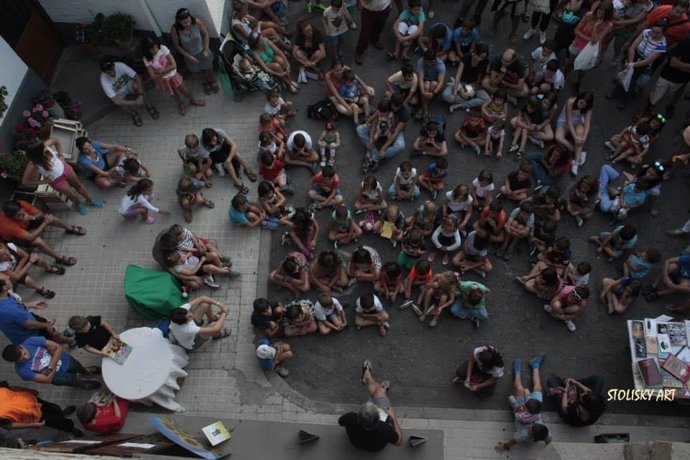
[361,359,372,385]
[130,110,143,127]
[56,255,77,266]
[245,169,258,182]
[89,199,105,208]
[380,380,391,392]
[215,328,231,339]
[203,82,212,95]
[203,199,215,209]
[190,99,206,107]
[36,287,56,299]
[145,105,160,119]
[46,265,66,275]
[65,225,87,236]
[236,183,249,194]
[76,203,89,215]
[178,102,187,116]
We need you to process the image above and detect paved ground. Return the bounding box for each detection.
[1,3,689,459]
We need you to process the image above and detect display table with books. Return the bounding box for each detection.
[102,327,189,412]
[627,318,690,400]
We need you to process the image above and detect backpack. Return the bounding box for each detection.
[307,99,337,121]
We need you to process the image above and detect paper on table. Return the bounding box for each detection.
[645,318,658,337]
[118,443,156,449]
[380,221,394,239]
[655,314,674,323]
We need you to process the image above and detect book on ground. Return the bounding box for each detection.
[662,354,690,383]
[637,357,663,387]
[103,337,133,365]
[380,221,394,239]
[645,336,658,355]
[631,320,644,338]
[676,346,690,363]
[645,318,657,337]
[201,421,231,446]
[663,322,688,347]
[657,334,671,359]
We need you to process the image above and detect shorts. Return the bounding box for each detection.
[496,0,526,17]
[568,43,582,57]
[397,23,419,36]
[370,395,391,409]
[313,184,342,197]
[327,33,346,45]
[511,391,543,410]
[49,161,76,191]
[397,250,420,269]
[191,333,210,350]
[258,357,275,371]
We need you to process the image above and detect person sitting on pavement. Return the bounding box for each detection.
[313,292,347,335]
[355,293,391,337]
[68,315,121,359]
[452,345,505,397]
[0,279,74,346]
[600,276,642,315]
[0,241,63,299]
[269,251,311,296]
[338,360,403,452]
[309,249,350,293]
[484,48,528,101]
[589,224,638,261]
[543,285,589,332]
[347,245,382,284]
[76,137,143,189]
[257,338,293,377]
[283,299,318,336]
[418,271,457,328]
[450,280,490,329]
[546,375,606,427]
[169,296,231,350]
[357,94,410,172]
[77,390,130,434]
[416,48,447,121]
[0,381,83,437]
[645,253,690,300]
[251,297,285,338]
[99,57,158,126]
[518,266,563,301]
[2,336,101,390]
[495,354,550,453]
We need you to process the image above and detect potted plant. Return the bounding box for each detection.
[34,89,65,118]
[0,150,28,182]
[14,104,52,150]
[88,12,135,46]
[53,91,82,120]
[0,86,8,119]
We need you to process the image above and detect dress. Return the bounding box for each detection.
[176,23,213,73]
[143,45,183,96]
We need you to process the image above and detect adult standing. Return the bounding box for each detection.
[171,8,219,95]
[647,34,690,116]
[458,0,491,25]
[355,0,392,65]
[546,375,606,426]
[338,360,403,451]
[629,0,690,50]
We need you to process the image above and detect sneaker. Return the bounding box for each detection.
[471,317,480,330]
[539,30,546,44]
[564,320,577,332]
[543,303,552,312]
[411,303,423,316]
[204,276,220,288]
[227,268,241,279]
[320,158,327,167]
[62,405,77,416]
[528,136,544,148]
[668,228,689,237]
[310,162,319,174]
[261,217,279,230]
[84,366,101,376]
[570,162,579,176]
[428,10,435,18]
[579,151,587,166]
[575,215,584,227]
[333,240,339,250]
[429,317,438,327]
[281,232,292,246]
[512,359,522,375]
[523,28,537,40]
[181,286,189,298]
[473,269,486,278]
[383,320,391,330]
[283,183,295,195]
[275,366,290,377]
[529,353,545,369]
[472,144,481,156]
[449,103,463,113]
[399,299,415,310]
[215,163,226,176]
[348,20,358,29]
[74,380,101,390]
[431,190,438,200]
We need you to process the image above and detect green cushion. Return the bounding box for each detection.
[124,264,184,319]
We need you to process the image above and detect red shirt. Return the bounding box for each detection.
[312,172,340,191]
[0,201,40,241]
[259,157,285,182]
[647,6,690,46]
[479,207,507,230]
[85,398,130,434]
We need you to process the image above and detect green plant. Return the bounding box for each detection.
[0,86,8,119]
[87,12,135,44]
[0,150,28,182]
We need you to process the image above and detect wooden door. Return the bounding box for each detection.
[0,0,63,83]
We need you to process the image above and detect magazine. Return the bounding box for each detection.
[631,320,644,338]
[201,421,231,446]
[637,357,663,387]
[657,334,671,359]
[662,354,690,383]
[88,389,115,406]
[103,337,133,365]
[663,322,688,347]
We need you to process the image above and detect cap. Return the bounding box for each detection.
[256,344,276,360]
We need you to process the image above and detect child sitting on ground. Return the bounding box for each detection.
[405,200,438,237]
[328,204,363,249]
[115,156,150,185]
[256,338,292,377]
[258,181,292,225]
[119,178,170,224]
[454,108,486,156]
[229,192,279,230]
[257,131,285,164]
[499,161,532,202]
[443,184,474,233]
[600,276,642,315]
[389,0,426,60]
[309,250,349,293]
[308,165,345,210]
[529,220,557,256]
[373,205,405,246]
[166,250,231,289]
[263,90,295,123]
[496,201,535,261]
[623,248,661,280]
[397,228,427,270]
[589,224,638,261]
[418,271,457,328]
[474,200,507,245]
[429,215,462,266]
[355,292,390,336]
[176,176,215,223]
[471,169,495,209]
[537,236,571,277]
[565,261,592,287]
[412,120,448,157]
[388,160,421,201]
[484,120,506,158]
[317,121,340,167]
[313,292,347,335]
[339,70,370,124]
[251,297,285,338]
[284,300,318,336]
[269,252,311,296]
[258,150,293,195]
[418,157,448,199]
[401,259,433,313]
[605,120,651,168]
[285,207,319,260]
[374,261,405,303]
[258,112,288,143]
[347,245,382,283]
[354,175,388,213]
[452,229,493,277]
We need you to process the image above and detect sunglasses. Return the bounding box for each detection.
[571,290,582,302]
[176,9,191,20]
[655,113,667,124]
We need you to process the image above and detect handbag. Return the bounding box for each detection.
[216,60,234,97]
[573,42,599,71]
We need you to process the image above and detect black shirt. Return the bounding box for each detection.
[460,53,488,84]
[507,171,531,191]
[392,104,410,126]
[75,316,111,350]
[660,35,690,84]
[338,412,399,452]
[295,30,324,57]
[489,56,526,85]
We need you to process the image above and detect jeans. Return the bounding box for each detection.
[442,83,490,108]
[450,300,489,320]
[356,124,405,161]
[459,0,490,23]
[527,151,556,186]
[52,357,87,387]
[387,183,420,197]
[598,164,620,212]
[39,398,75,432]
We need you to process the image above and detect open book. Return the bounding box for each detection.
[103,337,133,365]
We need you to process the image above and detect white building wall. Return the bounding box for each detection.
[0,37,29,124]
[38,0,229,38]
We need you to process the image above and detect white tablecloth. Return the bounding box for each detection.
[102,327,188,412]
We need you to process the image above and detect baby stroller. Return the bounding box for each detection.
[219,34,284,101]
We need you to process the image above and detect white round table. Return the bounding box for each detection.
[102,327,189,412]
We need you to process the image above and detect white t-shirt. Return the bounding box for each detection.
[178,144,210,161]
[473,346,505,378]
[143,45,177,79]
[173,253,200,274]
[35,147,65,181]
[472,178,495,198]
[395,167,418,186]
[263,97,285,115]
[530,47,556,75]
[0,243,18,272]
[118,193,160,215]
[445,191,473,213]
[313,298,344,322]
[100,62,137,98]
[387,71,418,92]
[287,130,313,151]
[363,0,391,12]
[323,6,349,36]
[177,228,196,251]
[169,303,201,350]
[355,294,384,313]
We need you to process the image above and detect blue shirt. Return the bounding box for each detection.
[416,57,446,82]
[257,338,275,371]
[398,8,426,26]
[229,206,250,225]
[16,336,71,382]
[622,183,647,207]
[77,140,107,176]
[0,296,38,344]
[613,225,638,250]
[453,27,480,51]
[628,255,652,279]
[680,254,690,278]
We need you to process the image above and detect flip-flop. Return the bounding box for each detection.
[89,199,105,207]
[203,199,215,209]
[65,225,87,236]
[361,359,372,385]
[36,287,56,299]
[146,105,160,119]
[190,99,206,107]
[131,110,143,127]
[76,203,89,215]
[46,265,66,275]
[245,170,258,182]
[56,255,77,266]
[380,380,391,392]
[28,301,49,310]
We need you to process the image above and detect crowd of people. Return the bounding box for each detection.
[1,0,690,453]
